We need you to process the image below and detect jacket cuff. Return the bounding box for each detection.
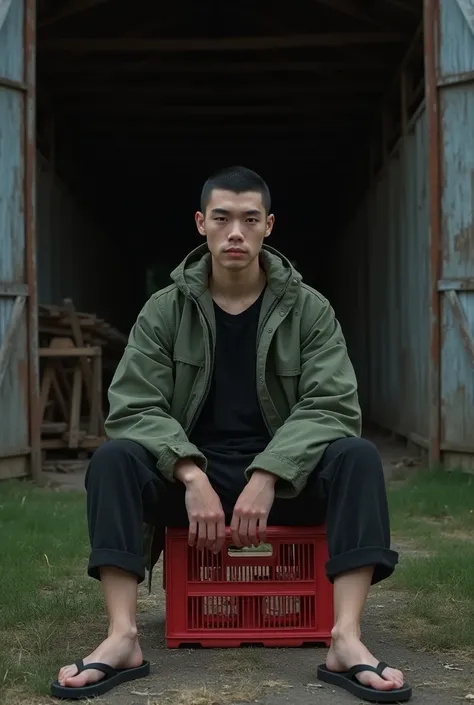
[245,452,306,499]
[157,442,207,482]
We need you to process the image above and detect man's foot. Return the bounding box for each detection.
[57,631,143,689]
[326,630,404,691]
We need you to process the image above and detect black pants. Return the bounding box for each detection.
[85,437,398,586]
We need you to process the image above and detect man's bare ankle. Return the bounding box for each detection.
[108,623,138,640]
[331,624,361,642]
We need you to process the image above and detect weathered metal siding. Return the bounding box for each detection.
[0,0,40,479]
[36,153,139,332]
[329,106,430,443]
[437,0,474,464]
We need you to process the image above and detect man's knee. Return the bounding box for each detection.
[86,439,148,488]
[326,437,383,474]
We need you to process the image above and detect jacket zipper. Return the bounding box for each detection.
[185,299,215,436]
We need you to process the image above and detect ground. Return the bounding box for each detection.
[4,431,474,705]
[90,567,474,705]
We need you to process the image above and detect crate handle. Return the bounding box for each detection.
[227,543,274,558]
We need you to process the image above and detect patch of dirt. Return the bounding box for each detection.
[70,562,474,705]
[441,529,474,543]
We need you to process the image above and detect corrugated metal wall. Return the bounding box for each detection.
[328,105,430,445]
[36,153,139,332]
[0,0,39,480]
[437,0,474,465]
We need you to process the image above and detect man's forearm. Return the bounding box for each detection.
[247,468,278,486]
[174,457,207,486]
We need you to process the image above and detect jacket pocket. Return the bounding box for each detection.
[274,363,301,416]
[171,355,205,423]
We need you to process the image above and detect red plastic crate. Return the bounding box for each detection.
[164,526,334,648]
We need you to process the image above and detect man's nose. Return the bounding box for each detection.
[228,221,244,240]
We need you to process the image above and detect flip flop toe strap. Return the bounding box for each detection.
[346,661,390,681]
[73,659,116,679]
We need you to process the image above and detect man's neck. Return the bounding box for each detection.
[209,258,266,313]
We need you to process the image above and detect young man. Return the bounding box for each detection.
[52,166,411,702]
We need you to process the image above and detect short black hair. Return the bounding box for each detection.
[200,165,271,213]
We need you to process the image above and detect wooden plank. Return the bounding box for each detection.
[40,366,55,419]
[41,32,407,52]
[64,299,105,432]
[0,296,26,389]
[438,277,474,291]
[41,422,68,435]
[42,436,105,450]
[89,351,102,436]
[69,366,83,448]
[39,346,101,357]
[51,370,70,422]
[445,290,474,369]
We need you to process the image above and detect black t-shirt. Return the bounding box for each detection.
[189,289,271,506]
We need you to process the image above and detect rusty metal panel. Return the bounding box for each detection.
[439,0,474,77]
[437,0,474,459]
[0,0,39,479]
[331,107,430,445]
[0,0,23,81]
[0,73,28,458]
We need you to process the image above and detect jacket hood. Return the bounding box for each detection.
[170,243,302,299]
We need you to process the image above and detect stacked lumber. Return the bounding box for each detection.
[38,299,127,466]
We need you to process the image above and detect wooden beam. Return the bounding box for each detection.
[67,120,368,137]
[51,81,384,97]
[313,0,391,29]
[38,59,394,74]
[41,32,407,52]
[39,346,101,357]
[39,0,112,27]
[58,104,373,117]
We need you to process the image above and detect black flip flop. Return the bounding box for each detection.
[50,658,150,700]
[317,662,412,703]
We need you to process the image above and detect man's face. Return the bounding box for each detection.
[195,189,274,271]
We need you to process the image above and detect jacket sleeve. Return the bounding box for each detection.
[245,300,362,498]
[104,295,207,481]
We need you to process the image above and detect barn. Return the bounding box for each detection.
[0,0,473,481]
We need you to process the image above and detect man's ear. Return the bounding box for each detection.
[265,213,275,237]
[195,211,206,236]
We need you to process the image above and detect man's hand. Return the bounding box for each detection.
[230,470,276,548]
[174,460,225,553]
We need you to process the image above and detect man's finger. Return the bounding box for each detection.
[189,520,197,547]
[197,521,207,551]
[238,516,250,547]
[230,513,241,547]
[215,519,226,553]
[206,520,216,548]
[258,516,268,544]
[248,517,258,547]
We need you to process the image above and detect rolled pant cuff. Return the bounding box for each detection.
[326,546,399,585]
[88,548,145,583]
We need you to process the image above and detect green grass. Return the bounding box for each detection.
[0,480,103,702]
[386,467,474,654]
[1,466,474,700]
